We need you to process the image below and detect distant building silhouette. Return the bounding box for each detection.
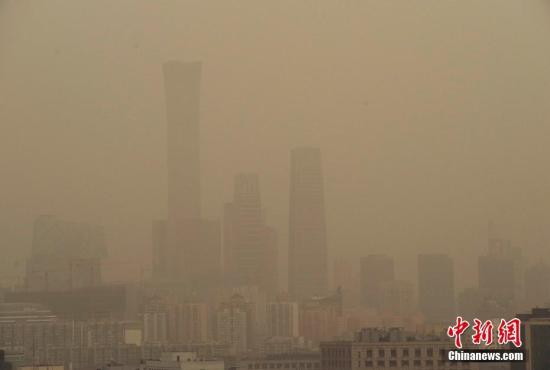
[359,254,394,311]
[164,61,201,222]
[151,219,168,280]
[224,173,278,296]
[288,147,328,301]
[417,254,455,323]
[25,215,105,292]
[379,279,414,317]
[478,238,524,314]
[5,284,140,320]
[153,61,222,293]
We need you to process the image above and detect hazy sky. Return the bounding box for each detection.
[1,0,549,288]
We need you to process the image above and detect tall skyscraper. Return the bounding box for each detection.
[151,219,168,280]
[417,254,455,323]
[155,61,222,290]
[288,147,328,301]
[359,254,394,310]
[163,61,201,223]
[224,173,278,295]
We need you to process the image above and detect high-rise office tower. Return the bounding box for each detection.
[163,61,201,223]
[417,254,455,323]
[359,254,394,310]
[156,61,222,289]
[224,174,278,295]
[288,147,328,301]
[162,61,202,282]
[151,219,168,280]
[478,238,524,314]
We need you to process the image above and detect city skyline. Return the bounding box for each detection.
[2,1,550,291]
[1,2,550,368]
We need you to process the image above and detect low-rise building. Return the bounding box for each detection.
[321,328,471,370]
[237,353,321,370]
[139,352,224,370]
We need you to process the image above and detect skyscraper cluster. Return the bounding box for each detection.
[152,61,329,305]
[10,59,548,368]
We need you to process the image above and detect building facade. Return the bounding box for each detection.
[288,147,328,302]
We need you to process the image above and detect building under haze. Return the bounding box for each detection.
[299,289,342,343]
[512,308,550,370]
[224,173,278,296]
[359,255,394,311]
[478,238,524,315]
[153,61,222,294]
[166,302,210,344]
[216,294,254,354]
[25,215,105,292]
[288,147,328,302]
[379,280,414,317]
[266,301,300,338]
[321,327,472,370]
[525,262,550,310]
[417,254,455,323]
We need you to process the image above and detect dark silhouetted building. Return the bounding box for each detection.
[5,284,140,320]
[224,173,278,296]
[25,215,105,292]
[359,254,394,311]
[0,350,13,370]
[513,308,550,370]
[525,262,550,310]
[417,254,455,323]
[164,61,201,223]
[153,61,222,293]
[478,239,524,315]
[288,147,328,301]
